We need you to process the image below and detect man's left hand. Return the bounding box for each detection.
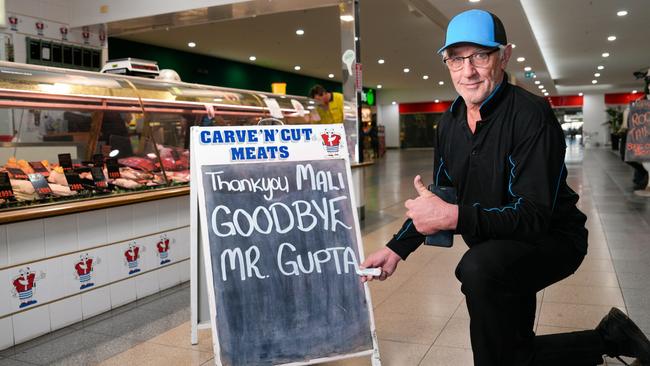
[404,175,459,235]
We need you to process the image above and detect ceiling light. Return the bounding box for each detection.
[403,68,410,73]
[592,79,598,84]
[328,73,334,78]
[377,84,382,89]
[533,74,537,78]
[296,29,305,36]
[534,80,540,85]
[187,42,196,48]
[355,37,359,41]
[538,85,544,89]
[544,92,549,96]
[602,52,610,58]
[391,101,396,105]
[423,75,429,80]
[469,0,480,2]
[340,14,354,22]
[438,81,444,85]
[294,65,301,71]
[579,92,583,96]
[542,89,547,93]
[308,101,315,104]
[607,35,616,41]
[597,65,604,70]
[434,99,440,102]
[617,10,628,16]
[516,57,525,62]
[632,90,638,94]
[594,73,600,77]
[249,56,256,61]
[524,66,532,72]
[378,59,385,64]
[511,44,516,48]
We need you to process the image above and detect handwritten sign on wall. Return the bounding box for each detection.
[625,99,650,162]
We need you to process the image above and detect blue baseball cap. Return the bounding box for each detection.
[438,9,507,54]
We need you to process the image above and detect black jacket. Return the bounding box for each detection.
[386,75,588,259]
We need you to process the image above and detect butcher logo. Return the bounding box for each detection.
[124,241,142,275]
[11,267,46,309]
[75,253,99,290]
[60,26,68,41]
[320,129,342,156]
[35,22,44,36]
[9,16,18,32]
[156,234,172,265]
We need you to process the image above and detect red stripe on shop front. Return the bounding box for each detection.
[604,92,644,105]
[399,101,453,114]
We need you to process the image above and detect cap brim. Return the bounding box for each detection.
[437,40,501,54]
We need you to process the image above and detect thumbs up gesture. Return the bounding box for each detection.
[404,175,458,235]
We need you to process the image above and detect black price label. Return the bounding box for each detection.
[64,172,84,191]
[90,167,108,189]
[58,153,73,172]
[7,167,28,180]
[0,172,15,199]
[106,158,121,179]
[93,154,104,168]
[29,161,50,177]
[28,173,52,197]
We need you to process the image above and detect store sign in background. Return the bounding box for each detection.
[625,99,650,162]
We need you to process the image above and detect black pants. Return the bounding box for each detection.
[455,238,607,366]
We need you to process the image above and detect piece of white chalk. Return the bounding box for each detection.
[356,267,382,277]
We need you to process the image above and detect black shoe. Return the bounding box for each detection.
[596,307,650,364]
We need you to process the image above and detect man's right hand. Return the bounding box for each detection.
[360,247,402,282]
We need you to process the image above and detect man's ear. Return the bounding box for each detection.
[501,44,513,69]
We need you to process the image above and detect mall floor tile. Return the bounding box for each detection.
[2,146,649,365]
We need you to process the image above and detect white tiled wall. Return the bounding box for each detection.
[77,209,108,249]
[43,214,79,257]
[0,225,8,267]
[49,295,82,331]
[6,220,45,265]
[12,305,51,344]
[1,197,191,350]
[0,316,13,350]
[81,287,111,319]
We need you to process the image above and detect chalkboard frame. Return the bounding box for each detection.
[190,124,381,366]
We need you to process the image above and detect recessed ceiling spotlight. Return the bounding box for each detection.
[594,73,600,77]
[602,52,610,58]
[423,75,429,80]
[469,0,480,2]
[579,92,584,96]
[544,92,549,96]
[340,14,354,22]
[524,66,532,72]
[592,79,598,84]
[296,29,305,36]
[403,68,410,73]
[294,65,301,71]
[328,73,335,78]
[377,84,382,89]
[391,101,397,105]
[516,57,525,62]
[542,89,547,93]
[535,80,541,85]
[378,59,385,64]
[511,43,516,48]
[617,10,628,16]
[597,65,605,70]
[249,56,256,61]
[438,81,444,85]
[632,90,638,94]
[187,42,196,48]
[538,85,544,89]
[607,35,616,41]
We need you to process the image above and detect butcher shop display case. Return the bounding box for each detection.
[0,61,317,222]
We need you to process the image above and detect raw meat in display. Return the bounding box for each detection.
[118,156,155,172]
[49,184,76,197]
[111,178,142,189]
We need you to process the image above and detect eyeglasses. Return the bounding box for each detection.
[443,48,499,71]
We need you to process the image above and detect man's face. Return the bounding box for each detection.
[313,92,328,105]
[445,44,511,107]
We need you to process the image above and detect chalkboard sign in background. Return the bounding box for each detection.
[201,159,372,366]
[625,99,650,162]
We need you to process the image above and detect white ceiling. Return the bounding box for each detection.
[115,0,648,102]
